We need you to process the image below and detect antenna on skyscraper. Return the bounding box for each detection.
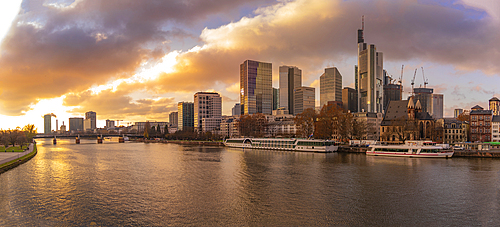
[362,15,364,30]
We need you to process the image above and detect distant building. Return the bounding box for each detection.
[44,114,51,134]
[272,107,289,116]
[231,103,241,116]
[454,109,463,118]
[432,94,444,119]
[342,87,357,113]
[194,92,222,132]
[320,67,342,109]
[85,111,97,130]
[353,112,383,140]
[178,102,194,131]
[220,116,239,138]
[273,88,279,110]
[169,112,178,127]
[492,116,500,142]
[84,119,93,131]
[383,84,401,113]
[69,117,84,132]
[413,88,433,116]
[436,118,467,144]
[106,119,115,128]
[240,60,272,115]
[294,86,315,115]
[279,66,302,114]
[132,122,169,133]
[489,97,500,116]
[60,122,66,133]
[469,105,492,142]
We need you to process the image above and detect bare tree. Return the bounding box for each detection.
[294,108,317,138]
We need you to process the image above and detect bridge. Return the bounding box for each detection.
[34,134,143,139]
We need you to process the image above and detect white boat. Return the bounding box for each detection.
[367,144,454,158]
[103,137,126,142]
[224,138,338,153]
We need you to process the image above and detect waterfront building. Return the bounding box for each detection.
[294,86,315,115]
[272,107,289,116]
[492,116,500,142]
[105,120,115,128]
[44,114,51,134]
[436,118,468,144]
[240,60,272,115]
[356,20,383,113]
[266,113,296,137]
[220,116,239,138]
[231,103,241,116]
[178,102,194,131]
[194,92,222,132]
[489,97,500,116]
[454,109,463,118]
[353,112,383,140]
[279,66,302,115]
[320,67,342,109]
[69,117,84,132]
[469,105,492,142]
[273,88,279,110]
[85,111,97,130]
[432,94,444,119]
[169,112,178,127]
[342,87,357,113]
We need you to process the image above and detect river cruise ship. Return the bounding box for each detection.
[367,144,454,158]
[224,138,338,153]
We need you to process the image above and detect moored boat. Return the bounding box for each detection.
[224,138,338,153]
[367,144,454,158]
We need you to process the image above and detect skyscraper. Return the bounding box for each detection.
[69,117,84,132]
[169,112,178,127]
[194,92,222,131]
[413,88,433,115]
[294,86,315,115]
[342,87,358,113]
[454,109,463,118]
[240,60,272,115]
[320,67,342,108]
[232,103,241,116]
[178,102,194,131]
[272,88,279,110]
[432,94,444,119]
[279,65,302,114]
[85,111,97,129]
[490,97,500,116]
[356,18,383,113]
[44,114,51,134]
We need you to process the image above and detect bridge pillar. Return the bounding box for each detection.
[97,136,103,144]
[119,137,124,143]
[53,137,57,145]
[75,137,80,144]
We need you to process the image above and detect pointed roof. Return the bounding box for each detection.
[471,105,483,110]
[415,100,422,110]
[407,96,415,109]
[490,97,500,101]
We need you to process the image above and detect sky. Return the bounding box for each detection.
[0,0,499,132]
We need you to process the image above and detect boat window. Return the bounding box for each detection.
[374,148,408,152]
[421,149,440,153]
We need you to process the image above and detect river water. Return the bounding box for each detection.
[0,138,499,226]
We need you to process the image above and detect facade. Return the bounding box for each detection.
[469,105,492,142]
[169,112,178,127]
[279,66,302,115]
[131,122,169,133]
[194,92,222,131]
[413,88,433,115]
[84,119,93,131]
[231,103,241,116]
[294,86,315,115]
[240,60,273,115]
[69,117,84,132]
[454,109,464,118]
[178,102,194,131]
[492,116,500,142]
[320,67,342,109]
[432,94,444,119]
[489,97,500,116]
[85,111,97,130]
[436,118,467,144]
[105,120,115,128]
[342,87,357,113]
[60,123,66,133]
[44,114,51,134]
[383,84,401,113]
[357,22,383,113]
[220,116,239,138]
[353,112,383,140]
[273,88,279,110]
[266,114,296,137]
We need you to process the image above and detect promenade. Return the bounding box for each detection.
[0,143,35,169]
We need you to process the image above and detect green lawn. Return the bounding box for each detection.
[0,145,29,152]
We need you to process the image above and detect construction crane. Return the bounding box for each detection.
[398,65,404,100]
[115,120,123,126]
[410,68,417,97]
[421,66,428,88]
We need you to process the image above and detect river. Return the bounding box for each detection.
[0,138,499,226]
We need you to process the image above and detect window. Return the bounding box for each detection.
[480,116,483,120]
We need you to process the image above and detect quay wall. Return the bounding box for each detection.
[135,139,223,146]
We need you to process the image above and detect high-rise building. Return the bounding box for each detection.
[273,88,279,110]
[169,112,178,127]
[342,87,358,113]
[240,60,272,115]
[84,119,93,131]
[178,102,194,131]
[356,19,383,113]
[279,66,302,114]
[194,92,222,131]
[432,94,444,119]
[105,119,115,128]
[454,109,463,118]
[413,88,433,115]
[69,117,84,132]
[489,97,500,116]
[60,122,66,133]
[44,114,51,134]
[294,86,315,115]
[320,67,342,108]
[232,103,241,116]
[383,84,401,112]
[85,111,97,130]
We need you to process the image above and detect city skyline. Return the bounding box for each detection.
[0,0,499,131]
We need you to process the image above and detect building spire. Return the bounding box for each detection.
[362,15,364,30]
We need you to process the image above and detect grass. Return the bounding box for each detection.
[0,145,29,152]
[0,144,37,173]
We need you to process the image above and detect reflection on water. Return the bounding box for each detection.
[0,139,499,225]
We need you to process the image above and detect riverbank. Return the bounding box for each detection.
[0,143,37,174]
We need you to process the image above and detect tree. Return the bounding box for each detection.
[239,113,268,137]
[23,124,37,142]
[351,118,367,140]
[144,121,150,139]
[164,124,169,136]
[294,108,317,138]
[314,104,342,140]
[337,111,353,142]
[456,113,469,122]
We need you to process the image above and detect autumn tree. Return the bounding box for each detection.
[23,124,37,142]
[351,118,367,140]
[337,111,353,142]
[456,112,469,122]
[144,121,150,139]
[294,108,317,138]
[314,104,343,140]
[239,113,268,137]
[164,124,169,136]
